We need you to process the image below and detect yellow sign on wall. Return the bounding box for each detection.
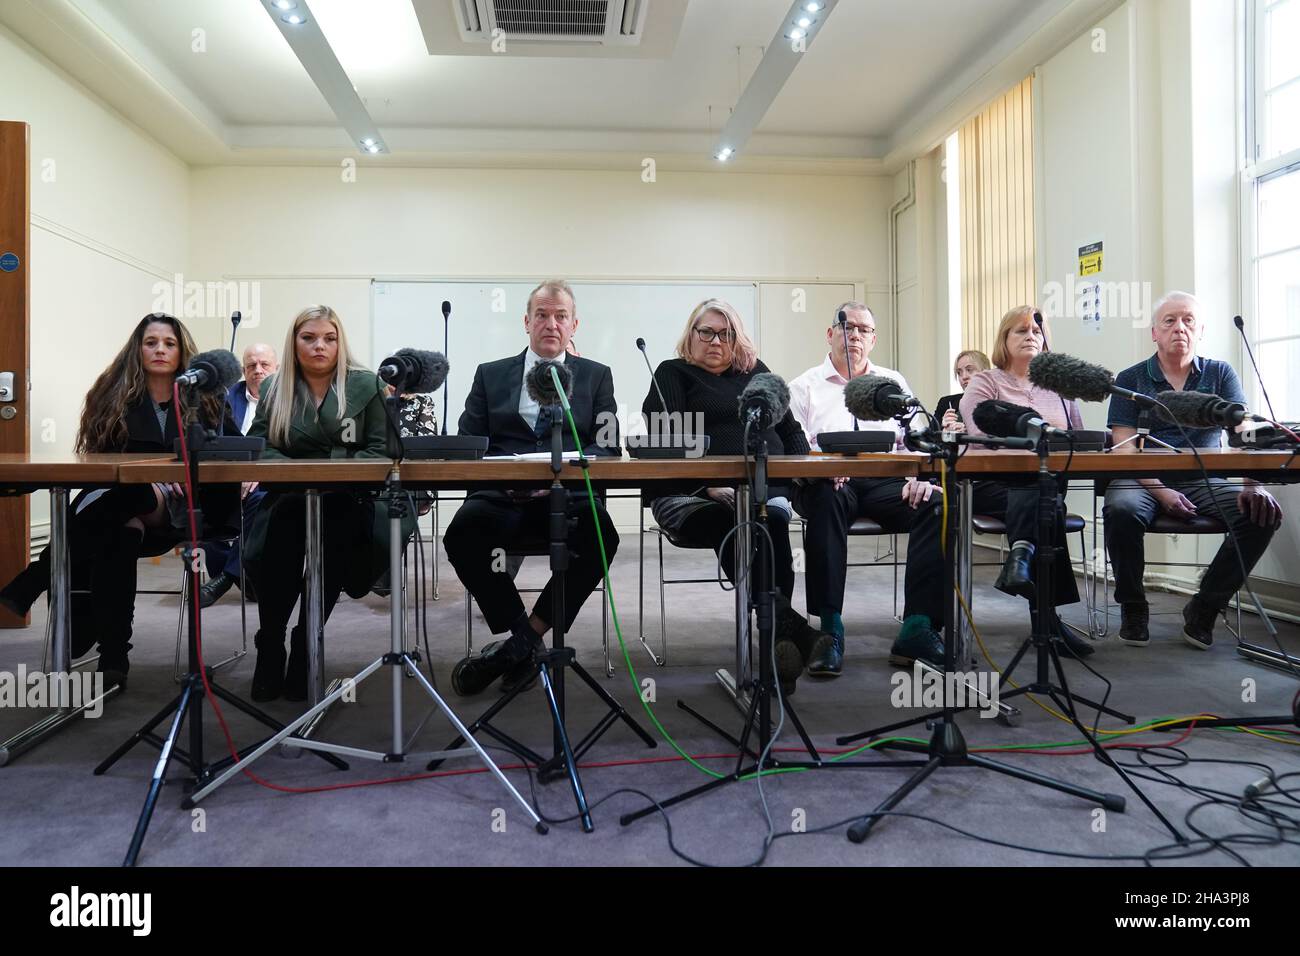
[1078,241,1103,276]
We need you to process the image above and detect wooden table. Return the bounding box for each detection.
[0,453,173,764]
[116,454,925,708]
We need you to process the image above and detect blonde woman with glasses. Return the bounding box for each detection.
[640,298,820,696]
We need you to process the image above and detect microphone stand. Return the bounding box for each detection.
[178,391,547,834]
[839,314,859,432]
[620,412,898,830]
[97,384,348,866]
[430,384,656,832]
[835,421,1187,845]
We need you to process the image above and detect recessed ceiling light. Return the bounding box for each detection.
[273,0,296,10]
[804,2,821,11]
[716,147,733,161]
[797,16,812,27]
[282,13,306,25]
[789,27,806,39]
[365,143,382,153]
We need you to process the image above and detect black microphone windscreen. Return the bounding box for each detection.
[395,348,449,393]
[636,337,647,351]
[972,399,1036,438]
[190,349,242,392]
[231,311,242,326]
[525,359,573,405]
[442,300,451,318]
[1154,390,1243,428]
[1028,352,1114,402]
[1234,315,1244,330]
[737,372,790,426]
[843,374,901,420]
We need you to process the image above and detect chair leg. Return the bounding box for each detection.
[656,531,668,665]
[891,532,902,624]
[173,565,187,683]
[465,591,473,656]
[431,497,440,602]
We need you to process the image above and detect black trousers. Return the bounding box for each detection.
[653,498,795,600]
[1103,478,1275,611]
[902,480,1079,628]
[793,477,926,618]
[253,492,373,640]
[445,492,620,635]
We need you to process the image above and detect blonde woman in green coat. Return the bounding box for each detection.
[244,305,410,702]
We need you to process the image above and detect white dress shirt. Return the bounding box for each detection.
[788,353,912,451]
[240,388,258,435]
[518,348,567,430]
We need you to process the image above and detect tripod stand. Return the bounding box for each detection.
[839,427,1174,844]
[96,415,348,867]
[620,426,902,829]
[429,388,655,832]
[182,428,547,831]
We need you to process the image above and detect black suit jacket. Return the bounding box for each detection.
[458,351,619,457]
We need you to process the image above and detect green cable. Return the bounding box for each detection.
[559,407,1300,779]
[563,409,724,779]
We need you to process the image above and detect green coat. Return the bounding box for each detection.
[243,368,416,597]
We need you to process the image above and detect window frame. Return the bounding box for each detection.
[1240,0,1300,418]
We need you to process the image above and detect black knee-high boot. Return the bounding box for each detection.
[89,525,144,688]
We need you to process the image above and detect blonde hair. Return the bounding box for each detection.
[953,348,991,377]
[526,279,576,316]
[990,306,1045,370]
[264,306,366,447]
[675,299,758,374]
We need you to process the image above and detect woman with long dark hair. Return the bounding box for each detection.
[243,305,411,702]
[0,313,238,686]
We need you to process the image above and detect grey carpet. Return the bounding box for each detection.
[2,538,1298,867]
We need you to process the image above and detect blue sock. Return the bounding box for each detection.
[819,612,843,639]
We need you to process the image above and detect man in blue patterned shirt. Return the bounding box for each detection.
[1105,291,1283,649]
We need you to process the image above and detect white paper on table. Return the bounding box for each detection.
[483,451,586,461]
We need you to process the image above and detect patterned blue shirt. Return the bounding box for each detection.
[1107,354,1246,448]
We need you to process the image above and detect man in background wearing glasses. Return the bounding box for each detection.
[788,301,945,678]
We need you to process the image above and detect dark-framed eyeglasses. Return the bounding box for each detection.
[694,326,735,344]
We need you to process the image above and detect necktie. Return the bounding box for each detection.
[534,404,554,440]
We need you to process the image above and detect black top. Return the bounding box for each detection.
[933,393,962,421]
[459,350,619,457]
[641,358,810,456]
[122,390,239,452]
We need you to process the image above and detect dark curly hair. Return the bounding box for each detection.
[75,314,224,452]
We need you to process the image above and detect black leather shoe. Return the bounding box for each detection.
[0,559,49,617]
[889,615,946,669]
[806,632,844,678]
[283,626,308,702]
[500,653,539,695]
[995,541,1036,600]
[199,572,237,609]
[251,631,286,702]
[97,652,130,692]
[1049,615,1095,658]
[1182,596,1216,650]
[1118,603,1150,646]
[452,636,534,697]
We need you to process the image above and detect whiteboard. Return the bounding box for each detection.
[372,280,758,438]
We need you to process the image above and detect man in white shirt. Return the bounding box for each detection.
[789,302,943,677]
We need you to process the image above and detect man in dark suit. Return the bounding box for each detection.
[446,279,621,695]
[200,343,277,607]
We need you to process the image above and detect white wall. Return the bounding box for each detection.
[188,164,896,531]
[0,22,190,537]
[1035,0,1299,612]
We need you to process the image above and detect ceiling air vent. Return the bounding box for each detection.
[453,0,649,45]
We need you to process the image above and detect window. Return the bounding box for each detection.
[1244,0,1300,420]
